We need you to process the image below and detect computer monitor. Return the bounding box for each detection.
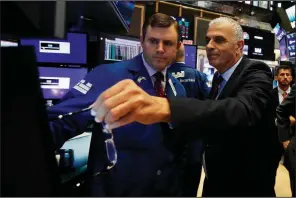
[20,33,87,64]
[38,67,88,100]
[287,32,296,60]
[286,5,295,29]
[184,44,197,69]
[273,23,287,41]
[99,33,142,64]
[1,46,61,196]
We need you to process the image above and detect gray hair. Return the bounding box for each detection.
[209,17,244,41]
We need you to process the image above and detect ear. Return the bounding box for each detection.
[177,41,182,49]
[237,40,244,53]
[140,35,144,48]
[275,75,278,81]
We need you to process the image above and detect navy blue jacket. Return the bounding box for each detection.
[168,62,209,100]
[47,54,188,196]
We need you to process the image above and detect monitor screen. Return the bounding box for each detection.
[104,37,142,61]
[1,40,18,47]
[286,5,295,29]
[242,25,275,61]
[172,17,190,39]
[20,33,87,64]
[243,32,250,40]
[38,67,88,99]
[273,23,286,41]
[113,1,135,28]
[279,36,288,61]
[184,44,197,69]
[287,33,296,60]
[243,45,249,55]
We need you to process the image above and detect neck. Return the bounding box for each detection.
[217,55,242,74]
[279,84,289,91]
[176,58,184,63]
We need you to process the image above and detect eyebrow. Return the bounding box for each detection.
[148,37,175,43]
[205,35,227,40]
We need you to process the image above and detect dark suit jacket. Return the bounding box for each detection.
[277,84,296,145]
[168,57,280,196]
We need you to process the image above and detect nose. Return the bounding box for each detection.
[206,39,215,51]
[156,42,164,54]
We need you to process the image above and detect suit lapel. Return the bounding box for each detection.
[217,57,249,99]
[126,54,156,96]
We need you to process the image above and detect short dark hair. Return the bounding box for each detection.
[142,13,180,42]
[275,65,292,76]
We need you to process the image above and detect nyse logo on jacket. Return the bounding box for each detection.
[172,71,195,83]
[74,79,92,94]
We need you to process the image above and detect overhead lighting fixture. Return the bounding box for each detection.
[270,1,273,5]
[277,3,281,7]
[270,7,273,11]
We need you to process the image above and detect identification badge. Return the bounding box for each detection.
[168,78,177,96]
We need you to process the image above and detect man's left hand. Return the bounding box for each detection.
[90,79,171,129]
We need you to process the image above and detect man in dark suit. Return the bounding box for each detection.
[168,42,209,196]
[91,16,280,196]
[48,13,191,196]
[271,65,294,186]
[276,84,296,196]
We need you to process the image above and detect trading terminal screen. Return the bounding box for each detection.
[38,67,88,99]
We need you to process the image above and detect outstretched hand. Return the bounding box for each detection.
[90,79,171,129]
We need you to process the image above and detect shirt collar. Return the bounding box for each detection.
[141,54,167,79]
[278,86,291,94]
[218,56,243,82]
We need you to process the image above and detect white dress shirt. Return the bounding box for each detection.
[278,86,291,104]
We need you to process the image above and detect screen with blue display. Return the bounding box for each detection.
[20,33,87,64]
[286,5,295,29]
[114,1,135,28]
[38,67,88,99]
[287,33,296,60]
[184,44,197,69]
[273,23,287,41]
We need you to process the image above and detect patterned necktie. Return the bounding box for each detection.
[282,91,287,101]
[154,72,165,97]
[210,73,224,99]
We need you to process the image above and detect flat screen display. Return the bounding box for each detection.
[287,33,296,60]
[104,37,142,61]
[279,36,288,61]
[286,5,295,29]
[172,16,190,39]
[38,67,88,99]
[273,23,286,41]
[20,33,87,64]
[184,44,197,69]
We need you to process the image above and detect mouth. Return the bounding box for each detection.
[153,57,166,61]
[208,54,219,57]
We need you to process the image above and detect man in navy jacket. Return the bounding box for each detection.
[48,13,192,196]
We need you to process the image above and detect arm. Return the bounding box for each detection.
[48,66,109,149]
[276,84,296,142]
[168,61,273,138]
